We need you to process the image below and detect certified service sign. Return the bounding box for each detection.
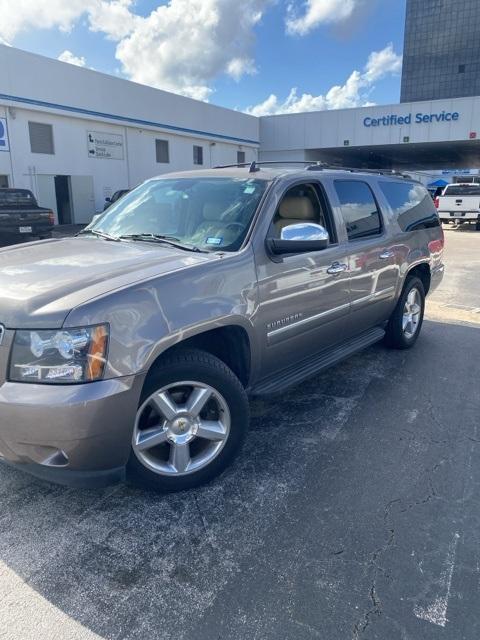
[87,131,124,160]
[0,118,9,152]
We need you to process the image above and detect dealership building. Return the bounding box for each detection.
[1,44,480,225]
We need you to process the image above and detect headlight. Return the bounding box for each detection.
[9,324,109,384]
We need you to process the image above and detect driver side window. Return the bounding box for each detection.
[272,183,330,240]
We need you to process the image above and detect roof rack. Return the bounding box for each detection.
[306,164,410,178]
[213,160,411,178]
[213,160,317,173]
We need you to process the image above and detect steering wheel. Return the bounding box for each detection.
[225,222,244,233]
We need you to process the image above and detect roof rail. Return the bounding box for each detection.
[212,160,411,179]
[213,160,318,169]
[306,164,410,178]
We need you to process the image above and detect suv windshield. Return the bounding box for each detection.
[90,177,268,251]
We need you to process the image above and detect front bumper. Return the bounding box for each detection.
[0,374,145,487]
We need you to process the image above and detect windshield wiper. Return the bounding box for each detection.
[118,234,205,253]
[77,228,120,242]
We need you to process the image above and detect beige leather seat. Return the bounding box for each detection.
[274,196,317,235]
[191,201,240,246]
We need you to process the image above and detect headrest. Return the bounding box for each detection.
[278,196,316,220]
[203,202,226,221]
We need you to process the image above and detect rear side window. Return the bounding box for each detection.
[379,181,440,232]
[334,180,382,240]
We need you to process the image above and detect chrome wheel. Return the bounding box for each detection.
[132,381,231,476]
[402,287,422,339]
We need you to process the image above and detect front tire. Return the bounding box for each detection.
[385,277,425,349]
[128,349,249,491]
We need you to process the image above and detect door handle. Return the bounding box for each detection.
[379,250,395,260]
[327,262,348,275]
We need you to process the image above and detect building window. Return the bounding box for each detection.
[193,145,204,165]
[237,150,246,164]
[458,64,466,73]
[155,139,169,163]
[28,122,54,155]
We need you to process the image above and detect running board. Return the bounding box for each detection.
[251,327,385,396]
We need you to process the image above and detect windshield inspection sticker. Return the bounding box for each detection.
[206,237,223,245]
[244,185,256,194]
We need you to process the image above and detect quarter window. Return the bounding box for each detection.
[334,180,382,240]
[155,139,169,163]
[379,181,440,231]
[193,145,204,165]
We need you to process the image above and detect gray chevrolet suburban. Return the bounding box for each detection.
[0,163,444,491]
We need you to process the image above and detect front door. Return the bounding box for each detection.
[253,180,351,379]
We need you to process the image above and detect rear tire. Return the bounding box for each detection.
[385,277,425,350]
[475,220,480,231]
[127,349,249,491]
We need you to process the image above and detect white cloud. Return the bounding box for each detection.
[1,0,272,101]
[363,43,402,82]
[88,0,138,40]
[0,0,87,41]
[115,0,271,100]
[58,49,87,67]
[286,0,357,35]
[226,58,258,82]
[245,43,402,115]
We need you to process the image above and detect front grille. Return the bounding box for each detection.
[0,329,13,386]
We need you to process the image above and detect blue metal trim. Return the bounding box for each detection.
[0,93,259,146]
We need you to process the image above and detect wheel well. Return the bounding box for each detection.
[406,263,431,295]
[154,326,251,387]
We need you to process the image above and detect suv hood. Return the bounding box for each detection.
[0,236,216,328]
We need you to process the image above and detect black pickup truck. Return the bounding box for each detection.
[0,189,55,246]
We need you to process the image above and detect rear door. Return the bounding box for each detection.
[327,178,400,334]
[252,179,351,379]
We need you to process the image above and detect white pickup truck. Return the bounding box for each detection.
[436,183,480,230]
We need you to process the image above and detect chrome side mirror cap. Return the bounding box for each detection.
[280,223,329,242]
[268,223,330,255]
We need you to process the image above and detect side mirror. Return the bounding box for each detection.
[105,197,111,203]
[267,223,330,255]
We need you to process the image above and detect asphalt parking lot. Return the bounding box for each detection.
[0,226,479,640]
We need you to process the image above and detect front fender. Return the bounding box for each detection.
[64,248,259,379]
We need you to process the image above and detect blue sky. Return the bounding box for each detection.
[5,0,407,114]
